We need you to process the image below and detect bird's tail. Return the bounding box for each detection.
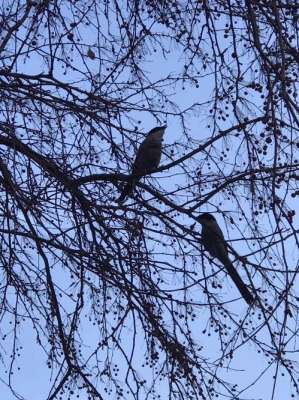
[225,262,255,305]
[117,179,136,203]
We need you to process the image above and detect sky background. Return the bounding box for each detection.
[0,1,298,399]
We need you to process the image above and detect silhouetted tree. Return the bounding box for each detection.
[0,1,298,399]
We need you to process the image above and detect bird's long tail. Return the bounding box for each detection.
[117,179,137,203]
[224,262,255,305]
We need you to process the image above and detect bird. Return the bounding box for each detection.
[118,125,166,203]
[197,213,255,305]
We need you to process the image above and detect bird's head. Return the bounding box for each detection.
[197,213,216,225]
[147,125,167,141]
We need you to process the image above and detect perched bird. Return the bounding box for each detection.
[197,213,255,305]
[118,125,166,203]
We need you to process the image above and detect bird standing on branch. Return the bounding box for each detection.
[118,125,166,203]
[197,213,255,305]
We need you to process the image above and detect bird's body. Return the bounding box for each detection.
[198,213,254,305]
[118,126,166,202]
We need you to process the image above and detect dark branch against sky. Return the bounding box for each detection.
[0,1,299,399]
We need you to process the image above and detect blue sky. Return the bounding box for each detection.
[0,2,298,399]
